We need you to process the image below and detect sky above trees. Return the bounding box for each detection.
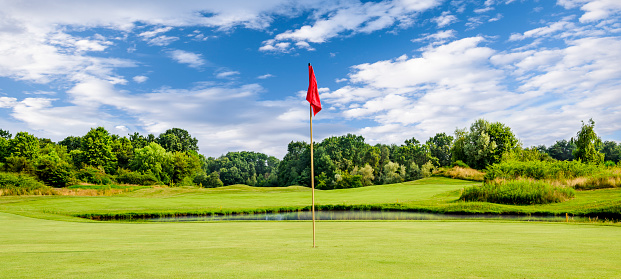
[0,0,620,158]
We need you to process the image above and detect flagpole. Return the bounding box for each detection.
[310,104,316,248]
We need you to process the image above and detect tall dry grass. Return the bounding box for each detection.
[436,166,485,181]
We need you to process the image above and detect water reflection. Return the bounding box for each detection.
[146,211,592,222]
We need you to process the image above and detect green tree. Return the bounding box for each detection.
[547,139,576,161]
[601,141,621,163]
[426,133,453,167]
[111,136,134,169]
[129,132,155,149]
[351,164,374,186]
[572,119,604,164]
[9,132,40,160]
[58,136,82,152]
[0,137,9,163]
[156,128,199,152]
[381,161,405,184]
[35,145,73,187]
[171,151,201,183]
[452,119,517,169]
[130,142,173,184]
[0,129,11,139]
[81,127,116,173]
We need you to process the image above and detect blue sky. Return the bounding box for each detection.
[0,0,620,158]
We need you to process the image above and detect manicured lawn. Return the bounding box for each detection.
[1,212,620,278]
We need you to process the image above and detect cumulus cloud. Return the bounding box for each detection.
[261,0,441,52]
[133,75,149,83]
[324,28,621,146]
[169,50,205,68]
[558,0,621,22]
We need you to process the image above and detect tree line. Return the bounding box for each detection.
[0,118,618,189]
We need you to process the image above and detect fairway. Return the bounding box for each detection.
[1,212,620,278]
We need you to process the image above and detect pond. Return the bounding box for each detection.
[144,210,596,222]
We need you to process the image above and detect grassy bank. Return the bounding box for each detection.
[1,212,620,278]
[1,177,620,221]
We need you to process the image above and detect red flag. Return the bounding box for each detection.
[307,63,321,116]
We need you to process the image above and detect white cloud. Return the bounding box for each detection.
[558,0,621,22]
[261,0,441,52]
[257,74,274,79]
[324,30,621,147]
[412,30,456,46]
[216,70,240,79]
[433,12,457,28]
[133,75,149,83]
[169,50,205,68]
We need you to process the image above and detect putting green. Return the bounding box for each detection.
[1,212,619,278]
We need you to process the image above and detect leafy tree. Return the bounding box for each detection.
[111,137,134,169]
[547,139,576,161]
[452,120,497,169]
[452,119,517,169]
[171,151,201,183]
[277,141,309,186]
[0,137,9,163]
[129,132,155,149]
[488,121,519,162]
[35,147,73,187]
[426,133,453,167]
[194,171,224,188]
[9,132,40,160]
[81,127,117,173]
[0,129,11,139]
[130,142,172,184]
[602,141,621,163]
[156,128,199,152]
[351,164,374,186]
[381,161,405,184]
[58,136,82,152]
[572,119,604,164]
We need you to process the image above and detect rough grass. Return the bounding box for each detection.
[461,179,575,205]
[436,166,485,181]
[1,212,620,278]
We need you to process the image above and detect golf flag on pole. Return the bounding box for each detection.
[307,63,321,116]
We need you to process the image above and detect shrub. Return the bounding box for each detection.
[421,161,435,178]
[485,160,601,181]
[0,172,51,195]
[460,179,575,205]
[194,171,224,188]
[75,166,113,185]
[35,157,74,187]
[115,169,159,185]
[452,160,469,168]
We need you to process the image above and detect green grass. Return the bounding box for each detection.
[0,212,620,278]
[1,177,620,220]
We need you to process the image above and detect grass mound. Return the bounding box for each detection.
[460,179,575,205]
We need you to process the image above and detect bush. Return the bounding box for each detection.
[194,171,224,188]
[0,172,51,195]
[421,161,435,178]
[460,179,575,205]
[75,166,113,185]
[485,160,601,181]
[35,157,74,187]
[452,160,469,168]
[115,169,159,185]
